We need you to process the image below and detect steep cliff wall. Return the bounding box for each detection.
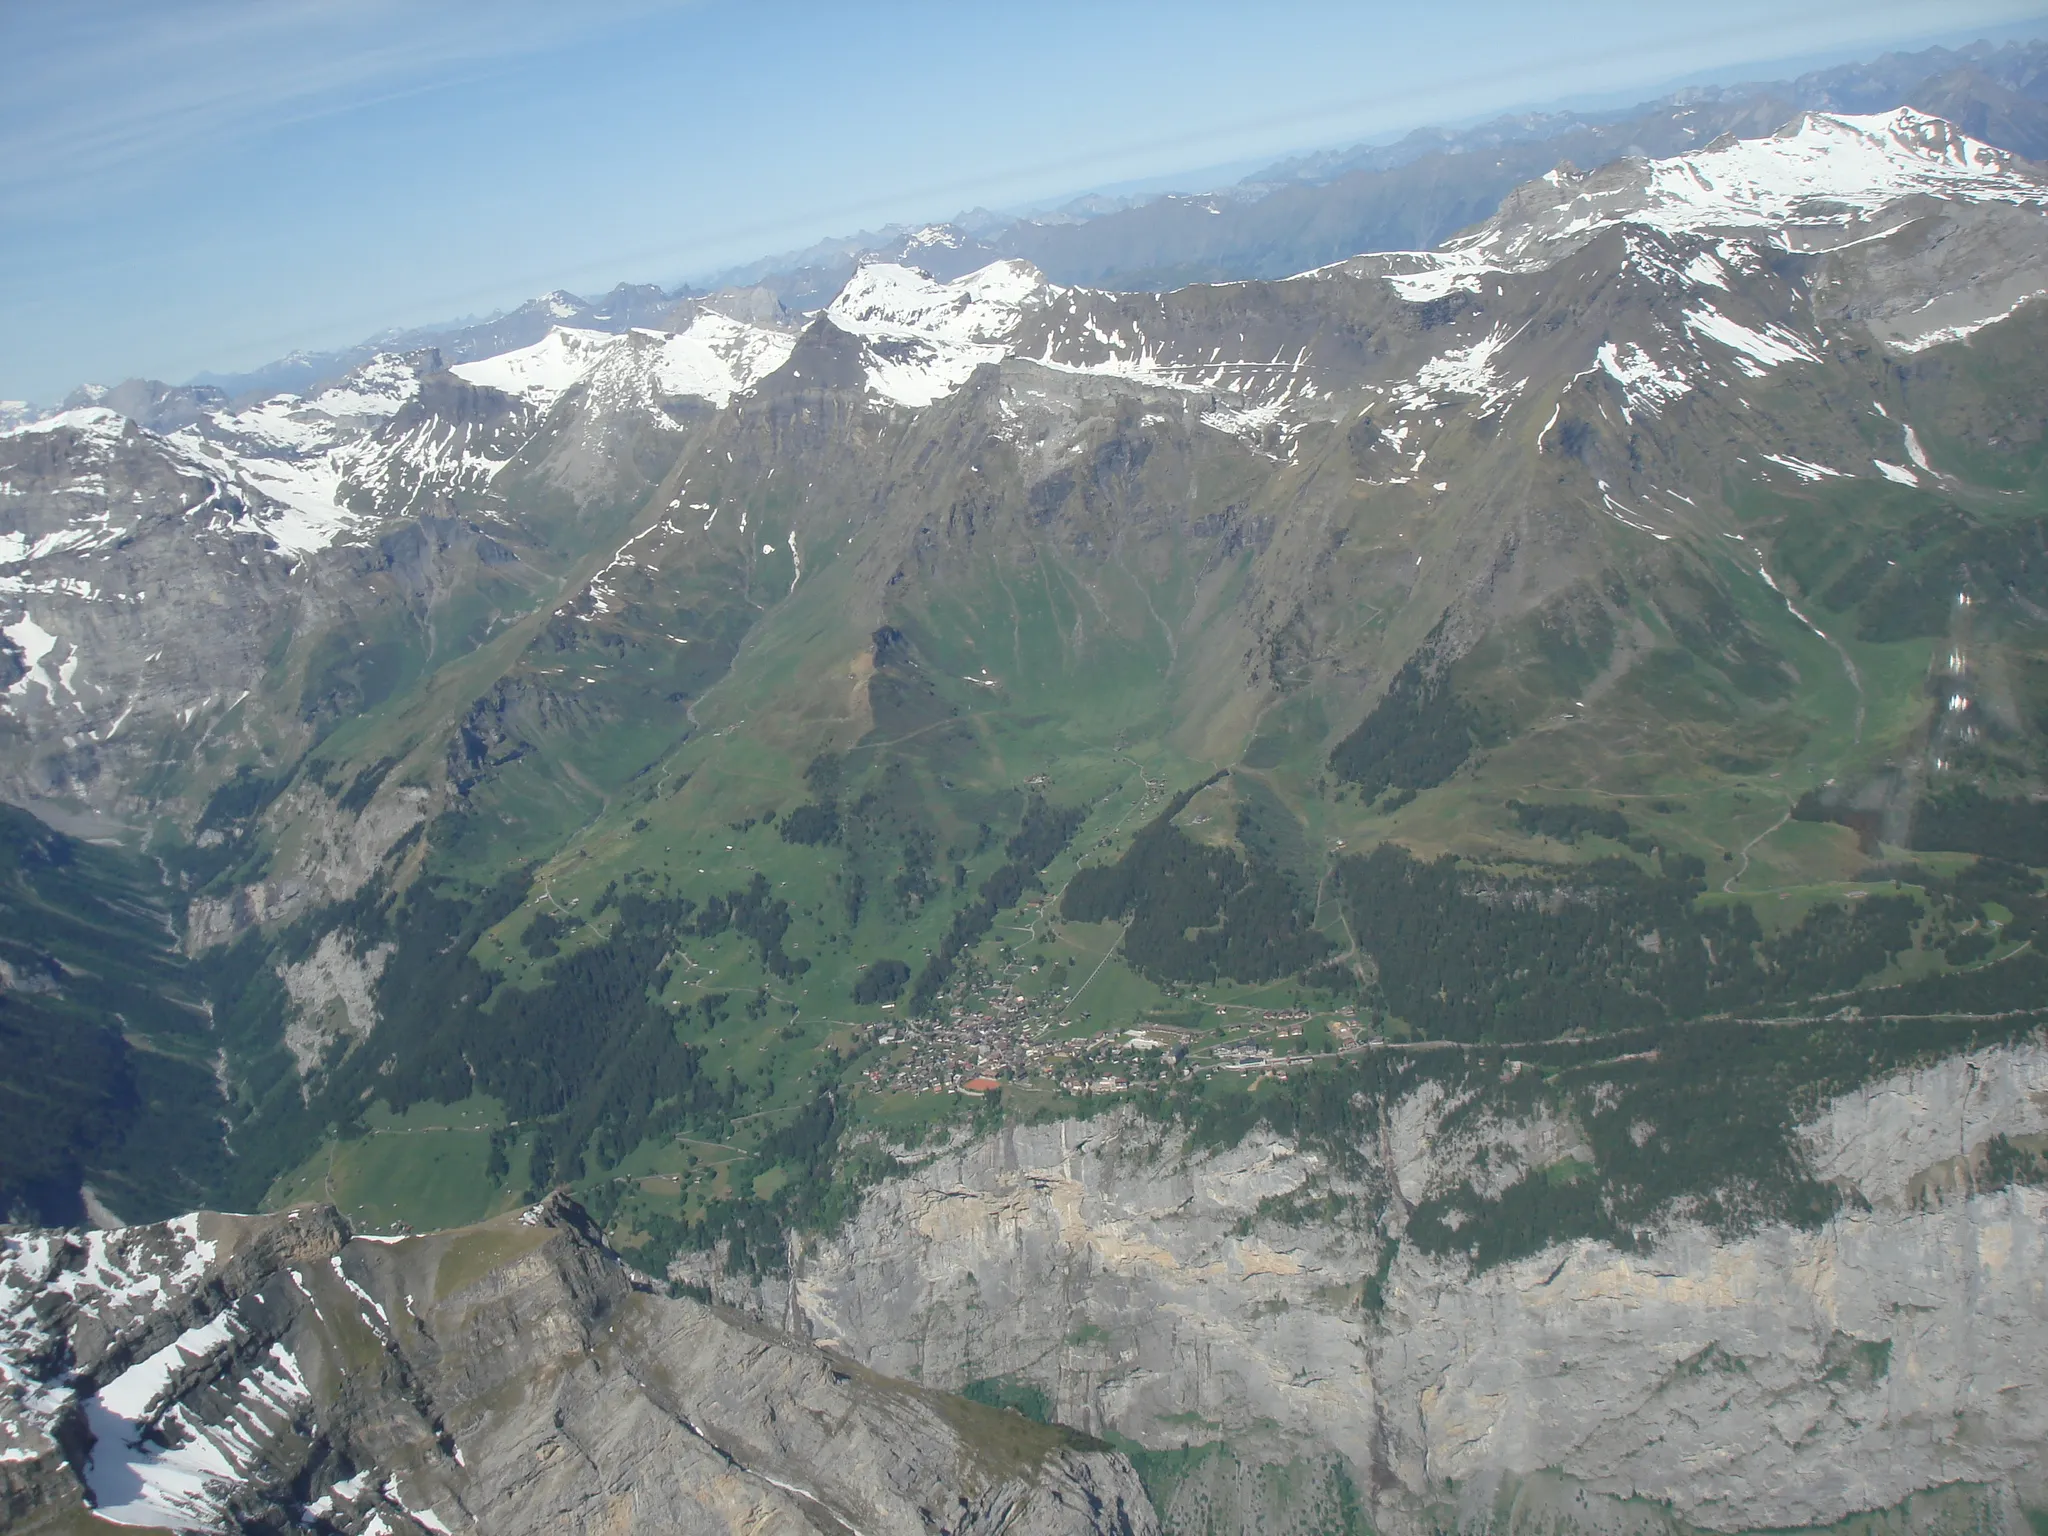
[763,1043,2048,1536]
[0,1196,1154,1535]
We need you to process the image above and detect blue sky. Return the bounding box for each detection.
[3,0,2044,401]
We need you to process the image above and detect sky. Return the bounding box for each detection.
[3,0,2045,402]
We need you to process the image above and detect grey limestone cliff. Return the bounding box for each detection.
[696,1043,2048,1536]
[0,1195,1154,1535]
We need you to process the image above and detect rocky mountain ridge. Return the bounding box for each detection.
[17,37,2032,423]
[0,1194,1152,1535]
[702,39,2048,306]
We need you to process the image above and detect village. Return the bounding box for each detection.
[852,986,1374,1100]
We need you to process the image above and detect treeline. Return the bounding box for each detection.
[1912,785,2048,867]
[1794,782,2048,867]
[1061,776,1330,985]
[908,795,1084,1015]
[1328,649,1477,797]
[1334,844,1924,1040]
[1507,799,1629,843]
[1147,1004,2047,1274]
[853,959,910,1005]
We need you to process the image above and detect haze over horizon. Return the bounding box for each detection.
[4,0,2045,402]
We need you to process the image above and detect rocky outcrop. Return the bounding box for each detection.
[751,1044,2048,1536]
[0,1196,1154,1535]
[277,930,396,1077]
[0,412,307,824]
[185,778,433,951]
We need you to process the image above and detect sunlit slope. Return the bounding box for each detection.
[10,108,2043,1240]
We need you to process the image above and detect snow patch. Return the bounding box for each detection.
[1683,306,1821,373]
[1395,325,1525,413]
[1595,341,1691,420]
[1903,425,1933,472]
[1761,453,1845,481]
[1682,251,1731,288]
[1892,287,2048,352]
[3,616,60,699]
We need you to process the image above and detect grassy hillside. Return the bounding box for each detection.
[12,209,2048,1272]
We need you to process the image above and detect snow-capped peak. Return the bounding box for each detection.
[450,327,622,412]
[2,406,130,442]
[904,224,966,251]
[1535,108,2044,244]
[822,260,1059,407]
[827,260,1054,349]
[448,314,798,418]
[639,314,798,408]
[304,353,423,419]
[1357,107,2046,302]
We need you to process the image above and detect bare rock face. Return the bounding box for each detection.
[762,1045,2048,1536]
[0,1195,1154,1535]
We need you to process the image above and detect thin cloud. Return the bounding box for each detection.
[315,0,2048,297]
[0,0,692,211]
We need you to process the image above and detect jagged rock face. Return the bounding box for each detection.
[0,302,802,833]
[751,1044,2048,1536]
[0,411,306,818]
[0,1196,1154,1536]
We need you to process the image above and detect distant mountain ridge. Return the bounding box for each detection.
[114,35,2048,414]
[701,37,2048,304]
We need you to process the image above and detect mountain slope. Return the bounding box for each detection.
[0,1195,1153,1535]
[2,104,2047,1274]
[59,102,2032,1248]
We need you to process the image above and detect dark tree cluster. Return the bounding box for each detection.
[778,802,841,846]
[1061,776,1332,986]
[197,764,293,833]
[695,872,810,979]
[202,863,733,1208]
[520,909,582,959]
[1912,785,2048,866]
[853,958,911,1005]
[1328,653,1477,797]
[908,795,1085,1015]
[1507,799,1630,844]
[1334,844,1924,1041]
[1842,513,2048,643]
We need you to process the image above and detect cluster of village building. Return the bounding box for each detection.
[855,994,1370,1098]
